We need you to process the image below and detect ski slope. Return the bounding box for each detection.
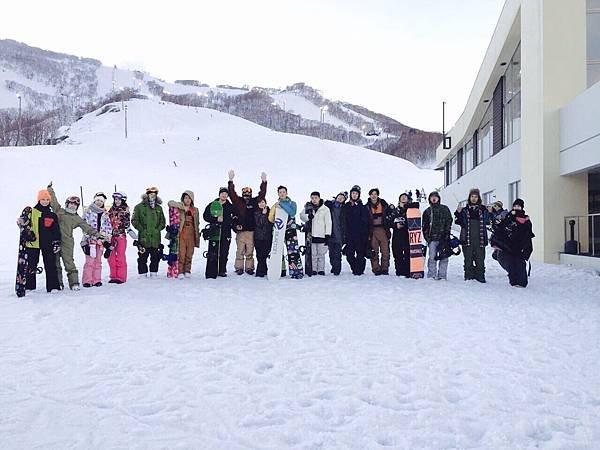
[0,99,599,449]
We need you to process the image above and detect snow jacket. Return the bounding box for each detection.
[268,197,298,230]
[422,203,453,243]
[366,198,391,239]
[25,203,61,250]
[254,206,273,242]
[300,200,332,240]
[455,204,490,247]
[132,194,166,248]
[168,191,200,247]
[491,210,535,260]
[108,203,131,237]
[344,199,369,243]
[203,199,236,239]
[228,180,267,232]
[82,203,113,246]
[47,185,100,246]
[385,203,409,243]
[325,199,346,244]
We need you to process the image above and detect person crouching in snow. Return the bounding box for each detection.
[47,182,107,291]
[19,189,62,293]
[107,192,130,284]
[253,197,273,277]
[132,187,166,278]
[168,190,200,278]
[81,192,113,287]
[300,191,332,276]
[491,199,535,288]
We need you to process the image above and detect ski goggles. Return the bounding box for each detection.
[94,192,107,202]
[112,191,127,201]
[65,196,81,208]
[241,187,252,196]
[146,186,159,194]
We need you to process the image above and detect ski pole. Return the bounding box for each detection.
[80,186,85,210]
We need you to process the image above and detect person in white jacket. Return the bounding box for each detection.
[300,191,332,275]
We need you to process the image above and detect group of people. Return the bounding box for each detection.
[17,173,535,296]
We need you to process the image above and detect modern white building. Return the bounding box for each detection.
[436,0,600,269]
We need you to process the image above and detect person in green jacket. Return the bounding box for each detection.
[422,191,453,280]
[132,186,166,277]
[47,183,107,290]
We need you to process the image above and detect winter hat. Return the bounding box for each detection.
[219,187,229,195]
[241,187,252,196]
[335,191,348,201]
[468,188,482,204]
[37,189,51,202]
[512,198,525,209]
[428,191,441,204]
[492,200,503,209]
[368,188,380,196]
[146,186,159,195]
[350,185,361,195]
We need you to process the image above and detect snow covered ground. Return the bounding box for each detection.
[1,99,599,448]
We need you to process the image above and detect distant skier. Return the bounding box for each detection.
[366,188,391,275]
[81,192,113,287]
[300,191,332,276]
[107,192,130,284]
[253,198,272,277]
[132,187,166,278]
[48,182,106,290]
[491,199,535,288]
[325,192,347,275]
[415,189,421,202]
[455,188,489,283]
[168,191,200,278]
[422,192,453,280]
[18,189,61,293]
[203,187,236,278]
[343,185,369,276]
[228,170,267,275]
[386,193,411,277]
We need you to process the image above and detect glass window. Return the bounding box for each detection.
[450,156,458,183]
[478,104,492,166]
[588,63,600,87]
[483,190,495,206]
[504,44,521,147]
[509,180,521,206]
[587,12,600,60]
[464,139,474,173]
[589,0,600,9]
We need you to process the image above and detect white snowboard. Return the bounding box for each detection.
[267,206,288,281]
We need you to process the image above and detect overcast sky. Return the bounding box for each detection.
[2,0,505,131]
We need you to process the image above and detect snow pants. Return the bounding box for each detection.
[26,247,60,292]
[345,237,367,275]
[178,226,195,274]
[497,250,528,287]
[56,237,79,288]
[370,227,390,273]
[255,239,271,277]
[234,231,254,272]
[328,241,342,275]
[82,243,103,285]
[311,242,328,273]
[426,240,448,279]
[108,235,128,282]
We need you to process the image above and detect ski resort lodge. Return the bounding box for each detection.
[437,0,600,270]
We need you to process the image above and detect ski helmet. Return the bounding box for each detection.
[65,196,81,209]
[112,191,127,201]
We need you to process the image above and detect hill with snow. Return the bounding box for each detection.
[0,39,441,166]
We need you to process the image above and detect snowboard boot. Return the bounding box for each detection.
[318,271,325,276]
[83,283,92,288]
[235,269,244,275]
[94,282,102,287]
[245,269,254,275]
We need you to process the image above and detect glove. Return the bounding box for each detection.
[81,243,90,256]
[133,240,146,254]
[52,241,61,254]
[324,235,330,246]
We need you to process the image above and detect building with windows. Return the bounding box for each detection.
[437,0,600,269]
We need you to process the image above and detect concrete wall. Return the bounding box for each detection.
[560,79,600,175]
[520,0,588,264]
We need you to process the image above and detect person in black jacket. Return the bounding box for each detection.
[325,192,347,275]
[20,190,62,292]
[491,198,535,288]
[253,198,273,277]
[386,193,411,277]
[343,185,369,275]
[203,187,237,278]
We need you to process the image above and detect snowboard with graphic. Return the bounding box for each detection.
[166,206,181,278]
[406,203,425,279]
[16,206,35,297]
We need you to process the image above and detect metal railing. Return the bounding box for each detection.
[564,213,600,257]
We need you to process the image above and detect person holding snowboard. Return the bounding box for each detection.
[203,187,236,278]
[268,186,302,279]
[491,199,535,288]
[366,188,391,275]
[253,197,273,278]
[47,183,106,290]
[132,186,166,278]
[81,192,113,287]
[18,189,62,293]
[422,191,453,280]
[455,188,489,283]
[228,170,267,275]
[386,193,411,277]
[300,191,332,276]
[343,185,369,276]
[107,191,130,284]
[325,192,347,275]
[168,190,200,278]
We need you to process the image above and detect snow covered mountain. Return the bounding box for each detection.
[0,39,442,166]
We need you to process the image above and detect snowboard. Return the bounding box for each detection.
[166,206,181,278]
[406,203,425,279]
[267,206,288,281]
[16,206,35,298]
[302,202,313,275]
[205,200,223,279]
[285,218,304,279]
